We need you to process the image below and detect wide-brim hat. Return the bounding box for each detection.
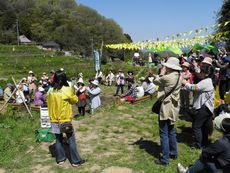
[162,57,182,71]
[118,69,123,72]
[182,62,190,68]
[214,113,230,132]
[192,53,197,57]
[29,70,33,74]
[202,57,213,65]
[182,56,188,61]
[134,52,140,57]
[78,72,83,77]
[42,72,46,75]
[91,80,99,86]
[77,78,84,84]
[7,83,13,87]
[38,86,45,92]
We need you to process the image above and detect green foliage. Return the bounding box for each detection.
[0,45,153,82]
[0,0,131,56]
[217,0,230,49]
[0,110,40,169]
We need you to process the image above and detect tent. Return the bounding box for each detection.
[19,35,32,44]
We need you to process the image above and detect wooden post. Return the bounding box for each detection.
[12,77,33,117]
[0,87,18,112]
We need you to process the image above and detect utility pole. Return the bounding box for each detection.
[16,19,19,46]
[91,38,94,59]
[100,39,103,58]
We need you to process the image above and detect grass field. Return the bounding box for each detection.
[0,45,221,173]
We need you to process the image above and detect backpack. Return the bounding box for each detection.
[35,128,55,142]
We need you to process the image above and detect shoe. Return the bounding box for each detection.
[177,163,188,173]
[57,161,65,166]
[155,159,168,166]
[170,155,177,160]
[72,160,86,167]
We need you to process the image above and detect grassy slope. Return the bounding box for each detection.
[0,45,152,86]
[0,93,209,173]
[0,45,221,172]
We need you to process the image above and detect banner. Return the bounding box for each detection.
[94,50,101,72]
[106,20,230,51]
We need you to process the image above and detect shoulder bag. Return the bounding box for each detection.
[152,73,180,114]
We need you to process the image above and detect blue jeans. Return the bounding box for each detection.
[188,159,219,173]
[55,132,81,164]
[159,119,177,163]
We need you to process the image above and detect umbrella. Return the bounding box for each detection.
[140,49,155,54]
[192,43,204,51]
[166,47,183,55]
[158,50,177,58]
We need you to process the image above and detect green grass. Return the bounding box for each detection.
[0,45,222,172]
[0,93,222,173]
[0,45,155,88]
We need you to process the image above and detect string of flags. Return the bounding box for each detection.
[106,21,230,51]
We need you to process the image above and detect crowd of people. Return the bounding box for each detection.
[1,47,230,171]
[148,48,230,173]
[1,69,102,115]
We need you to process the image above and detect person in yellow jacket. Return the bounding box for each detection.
[47,70,85,167]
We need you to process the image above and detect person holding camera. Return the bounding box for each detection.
[153,57,182,166]
[182,57,215,149]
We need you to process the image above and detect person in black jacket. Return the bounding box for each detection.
[177,117,230,173]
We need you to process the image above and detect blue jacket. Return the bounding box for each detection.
[201,134,230,168]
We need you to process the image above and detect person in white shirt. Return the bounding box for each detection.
[16,84,26,104]
[182,57,214,149]
[105,70,115,86]
[95,70,103,84]
[148,53,153,67]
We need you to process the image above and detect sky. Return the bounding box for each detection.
[76,0,223,42]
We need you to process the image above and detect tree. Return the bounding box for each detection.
[0,0,130,57]
[217,0,230,48]
[124,33,132,43]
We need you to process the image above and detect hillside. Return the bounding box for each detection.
[0,45,150,87]
[0,0,131,56]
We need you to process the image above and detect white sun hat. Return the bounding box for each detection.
[162,57,182,71]
[182,62,190,68]
[38,86,45,92]
[202,57,213,66]
[214,112,230,132]
[182,56,188,61]
[29,70,33,74]
[91,80,99,86]
[77,78,84,84]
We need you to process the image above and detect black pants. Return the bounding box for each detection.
[219,79,230,100]
[115,85,124,95]
[192,106,213,148]
[78,106,85,116]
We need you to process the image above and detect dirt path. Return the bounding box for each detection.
[11,86,160,173]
